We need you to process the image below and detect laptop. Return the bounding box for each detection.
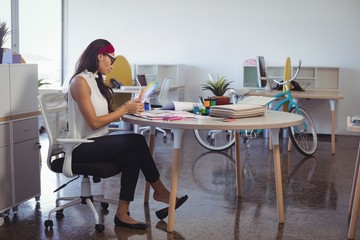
[137,74,148,86]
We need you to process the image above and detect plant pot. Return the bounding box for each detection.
[212,96,231,105]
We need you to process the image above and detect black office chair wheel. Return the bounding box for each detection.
[100,202,109,209]
[163,136,167,143]
[95,224,105,232]
[12,206,18,213]
[44,220,53,228]
[55,211,64,219]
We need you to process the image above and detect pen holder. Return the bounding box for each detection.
[193,104,200,114]
[144,101,150,111]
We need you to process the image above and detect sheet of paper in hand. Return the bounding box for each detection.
[139,81,159,103]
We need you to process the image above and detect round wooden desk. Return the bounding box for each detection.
[122,110,303,232]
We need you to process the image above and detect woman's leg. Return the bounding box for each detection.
[72,134,144,224]
[72,134,174,220]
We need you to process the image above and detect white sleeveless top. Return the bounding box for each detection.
[67,70,109,139]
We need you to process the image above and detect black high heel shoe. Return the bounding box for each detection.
[114,215,148,230]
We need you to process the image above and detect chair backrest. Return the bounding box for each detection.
[38,91,68,170]
[158,78,172,106]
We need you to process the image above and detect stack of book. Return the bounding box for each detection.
[209,104,266,118]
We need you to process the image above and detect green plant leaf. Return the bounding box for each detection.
[201,74,234,96]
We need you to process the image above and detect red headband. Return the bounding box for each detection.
[98,44,115,54]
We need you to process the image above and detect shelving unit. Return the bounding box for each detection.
[135,64,186,103]
[266,66,339,90]
[243,65,258,88]
[243,65,339,90]
[0,64,40,217]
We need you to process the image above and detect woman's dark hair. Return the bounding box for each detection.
[71,39,114,112]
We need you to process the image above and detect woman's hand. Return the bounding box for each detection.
[123,98,144,114]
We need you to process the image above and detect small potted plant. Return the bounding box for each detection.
[201,74,233,105]
[0,20,11,64]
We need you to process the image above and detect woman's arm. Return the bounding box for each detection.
[69,76,144,130]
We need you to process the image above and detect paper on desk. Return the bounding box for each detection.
[238,96,276,106]
[162,101,198,111]
[134,109,196,120]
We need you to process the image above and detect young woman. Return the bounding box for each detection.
[67,39,187,230]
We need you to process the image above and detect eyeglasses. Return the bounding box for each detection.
[104,53,116,65]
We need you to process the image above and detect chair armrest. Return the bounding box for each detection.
[57,138,94,177]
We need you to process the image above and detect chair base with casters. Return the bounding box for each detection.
[44,156,121,233]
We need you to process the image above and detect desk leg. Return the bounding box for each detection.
[348,141,360,239]
[270,128,285,223]
[329,100,336,154]
[167,129,184,233]
[144,127,156,203]
[349,141,360,214]
[235,131,242,196]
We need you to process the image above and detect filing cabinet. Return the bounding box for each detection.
[0,64,40,215]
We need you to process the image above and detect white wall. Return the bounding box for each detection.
[65,0,360,135]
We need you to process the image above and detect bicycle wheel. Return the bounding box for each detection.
[288,107,318,156]
[193,129,236,151]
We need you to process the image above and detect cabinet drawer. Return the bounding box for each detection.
[14,138,41,203]
[0,123,10,147]
[13,117,38,143]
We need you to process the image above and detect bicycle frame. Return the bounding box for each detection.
[270,89,308,133]
[272,90,298,112]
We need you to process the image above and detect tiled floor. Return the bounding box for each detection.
[1,130,360,240]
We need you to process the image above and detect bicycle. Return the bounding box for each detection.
[194,60,318,156]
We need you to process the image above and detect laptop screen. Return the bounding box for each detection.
[137,75,147,86]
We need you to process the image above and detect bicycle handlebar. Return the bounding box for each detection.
[272,60,302,86]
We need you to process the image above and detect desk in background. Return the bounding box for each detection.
[122,110,302,232]
[248,89,343,154]
[113,84,184,96]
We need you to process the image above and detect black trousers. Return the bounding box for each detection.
[71,133,160,201]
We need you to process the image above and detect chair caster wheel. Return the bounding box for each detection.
[95,224,105,232]
[163,136,167,143]
[44,220,53,228]
[101,202,109,209]
[56,211,64,219]
[4,210,10,216]
[12,206,18,213]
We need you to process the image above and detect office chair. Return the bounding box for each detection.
[38,91,121,233]
[139,78,173,143]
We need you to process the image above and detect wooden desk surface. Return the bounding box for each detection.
[122,110,303,131]
[248,89,344,100]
